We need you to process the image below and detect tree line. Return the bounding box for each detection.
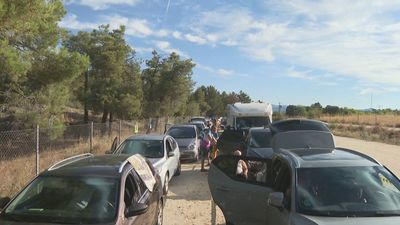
[284,103,400,118]
[0,0,252,131]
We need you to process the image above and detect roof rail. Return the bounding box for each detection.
[335,147,381,165]
[48,153,93,171]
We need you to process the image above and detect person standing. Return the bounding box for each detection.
[209,125,219,159]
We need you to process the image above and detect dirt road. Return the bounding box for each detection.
[164,136,400,225]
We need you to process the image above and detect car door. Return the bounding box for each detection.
[165,138,175,177]
[168,137,179,172]
[132,171,158,225]
[123,172,149,225]
[264,158,292,225]
[208,155,274,225]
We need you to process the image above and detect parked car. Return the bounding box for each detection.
[111,135,181,195]
[209,132,400,225]
[166,125,200,161]
[0,154,165,225]
[270,118,330,135]
[245,127,273,158]
[189,116,206,124]
[189,121,207,134]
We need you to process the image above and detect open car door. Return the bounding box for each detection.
[208,155,273,225]
[217,129,246,155]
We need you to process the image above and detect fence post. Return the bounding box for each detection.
[118,120,122,144]
[36,124,39,176]
[90,122,93,153]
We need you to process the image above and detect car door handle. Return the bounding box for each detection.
[217,186,231,192]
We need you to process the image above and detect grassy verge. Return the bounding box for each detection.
[329,123,400,145]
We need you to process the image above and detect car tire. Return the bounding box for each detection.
[163,173,169,195]
[174,161,181,176]
[156,199,164,225]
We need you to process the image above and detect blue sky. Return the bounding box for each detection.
[61,0,400,109]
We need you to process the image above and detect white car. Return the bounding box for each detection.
[111,134,181,195]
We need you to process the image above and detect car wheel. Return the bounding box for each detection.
[174,161,181,176]
[163,174,169,195]
[156,199,164,225]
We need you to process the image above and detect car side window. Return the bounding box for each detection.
[213,155,273,187]
[124,174,140,210]
[131,170,148,200]
[272,160,292,209]
[166,139,173,154]
[169,138,177,149]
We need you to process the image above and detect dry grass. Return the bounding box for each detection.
[0,133,130,198]
[320,114,400,128]
[0,117,188,198]
[329,124,400,146]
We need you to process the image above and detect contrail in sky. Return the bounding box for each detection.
[166,0,171,14]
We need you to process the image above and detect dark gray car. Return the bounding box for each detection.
[0,154,164,225]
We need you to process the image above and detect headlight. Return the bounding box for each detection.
[188,143,195,150]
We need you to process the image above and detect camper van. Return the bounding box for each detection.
[226,102,273,130]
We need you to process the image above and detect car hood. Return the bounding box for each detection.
[294,214,400,225]
[174,138,196,148]
[246,147,273,158]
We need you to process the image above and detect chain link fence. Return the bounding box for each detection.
[0,116,189,198]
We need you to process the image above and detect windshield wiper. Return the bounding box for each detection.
[373,211,400,217]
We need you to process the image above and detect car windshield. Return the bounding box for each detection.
[117,139,164,158]
[249,131,271,148]
[2,176,119,224]
[296,166,400,217]
[236,117,269,129]
[167,127,196,139]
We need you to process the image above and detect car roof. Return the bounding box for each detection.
[282,147,380,169]
[42,154,132,178]
[126,134,166,140]
[249,127,271,133]
[270,119,330,135]
[169,124,196,129]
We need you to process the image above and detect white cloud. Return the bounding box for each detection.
[287,68,314,80]
[59,14,98,30]
[184,2,400,86]
[69,0,140,10]
[196,64,234,78]
[184,34,207,45]
[60,14,169,38]
[154,41,186,57]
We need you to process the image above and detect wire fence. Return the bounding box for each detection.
[0,116,189,198]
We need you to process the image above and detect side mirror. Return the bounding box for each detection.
[168,152,175,157]
[125,203,149,217]
[268,192,284,209]
[0,197,11,211]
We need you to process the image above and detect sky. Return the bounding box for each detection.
[61,0,400,109]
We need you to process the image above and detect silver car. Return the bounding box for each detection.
[112,135,181,195]
[209,131,400,225]
[166,125,200,161]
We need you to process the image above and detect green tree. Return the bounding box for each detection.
[142,51,195,117]
[0,0,89,131]
[238,90,252,103]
